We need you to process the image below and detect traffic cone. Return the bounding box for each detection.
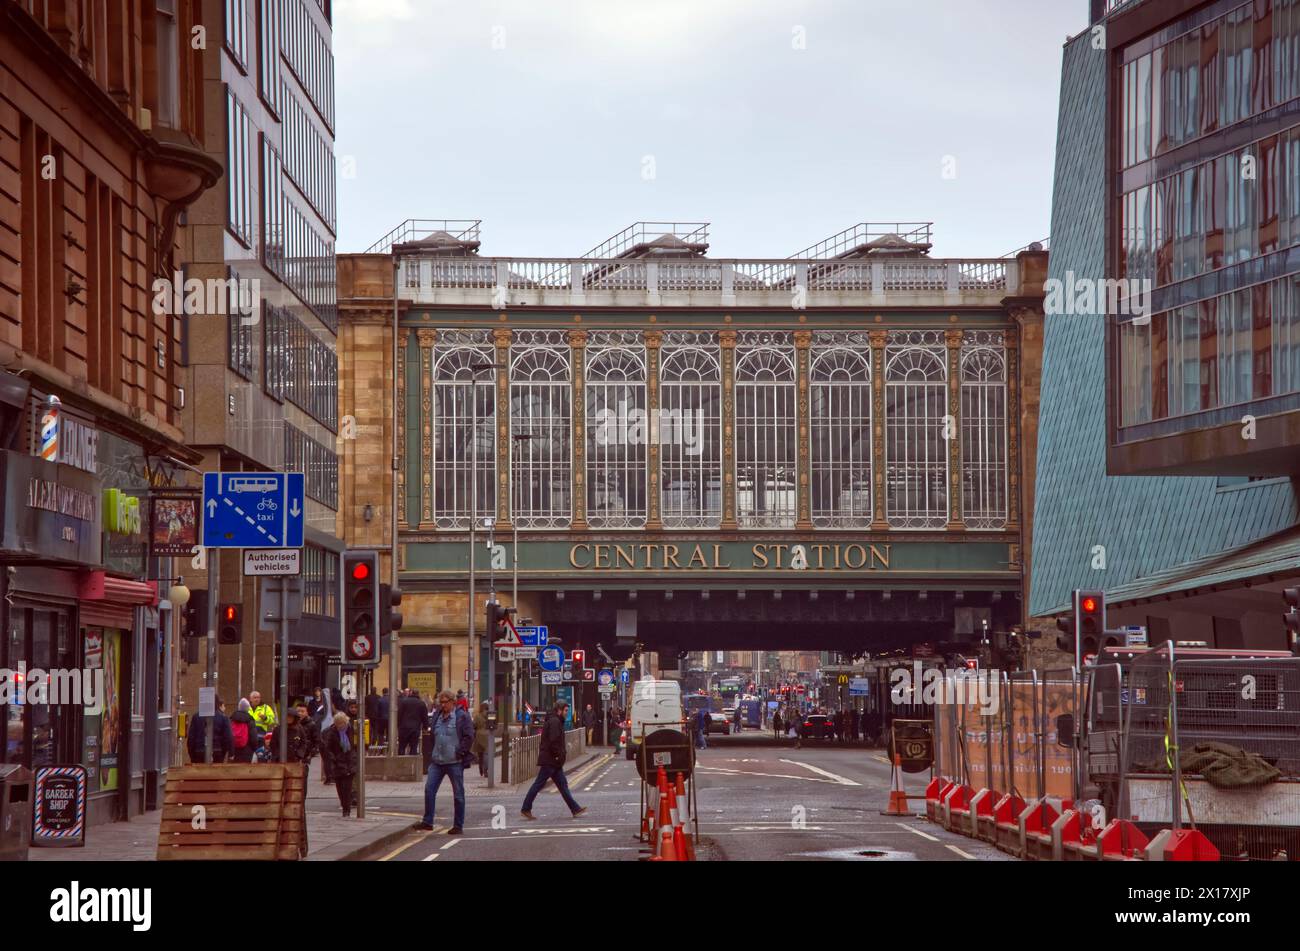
[667,783,688,861]
[651,819,678,861]
[657,781,672,831]
[675,772,696,861]
[880,753,912,816]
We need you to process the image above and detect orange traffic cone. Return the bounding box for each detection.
[675,772,696,861]
[667,784,688,861]
[880,752,912,816]
[650,820,678,861]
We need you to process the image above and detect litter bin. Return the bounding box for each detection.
[0,765,34,861]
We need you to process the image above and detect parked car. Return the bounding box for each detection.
[707,712,731,735]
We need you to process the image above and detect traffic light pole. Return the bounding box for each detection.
[205,548,216,763]
[279,610,289,764]
[357,665,366,819]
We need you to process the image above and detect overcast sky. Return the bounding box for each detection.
[334,0,1085,259]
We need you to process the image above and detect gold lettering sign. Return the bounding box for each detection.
[568,543,890,571]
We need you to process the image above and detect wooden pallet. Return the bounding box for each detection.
[157,764,307,860]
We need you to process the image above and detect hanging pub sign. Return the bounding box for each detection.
[149,491,200,557]
[32,765,88,848]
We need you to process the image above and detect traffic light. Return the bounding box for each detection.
[1078,590,1105,656]
[379,583,404,638]
[218,603,241,645]
[486,600,516,641]
[1285,587,1300,653]
[181,589,209,638]
[343,550,379,665]
[1055,613,1075,654]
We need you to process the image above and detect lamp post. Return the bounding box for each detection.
[508,432,534,768]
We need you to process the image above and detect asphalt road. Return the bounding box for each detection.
[374,731,1013,862]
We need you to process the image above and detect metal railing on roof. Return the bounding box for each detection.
[1001,237,1050,258]
[580,222,710,260]
[789,223,933,261]
[366,219,483,254]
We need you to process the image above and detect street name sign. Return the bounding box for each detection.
[203,472,304,548]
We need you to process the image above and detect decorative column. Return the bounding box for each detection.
[1004,329,1021,532]
[494,328,513,530]
[945,327,965,532]
[645,330,663,530]
[569,329,588,530]
[417,328,437,530]
[869,329,889,531]
[719,329,738,530]
[794,330,813,530]
[396,327,411,530]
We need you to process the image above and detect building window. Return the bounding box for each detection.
[301,545,338,618]
[262,137,285,278]
[1118,318,1153,426]
[227,268,255,380]
[885,331,948,529]
[284,421,338,509]
[510,330,571,529]
[225,88,254,248]
[659,332,722,529]
[156,0,180,128]
[585,331,646,529]
[432,331,496,530]
[1273,274,1300,395]
[259,0,283,118]
[810,333,872,529]
[225,0,249,70]
[735,332,796,529]
[960,332,1007,531]
[262,303,337,430]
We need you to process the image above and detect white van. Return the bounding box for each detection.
[626,678,684,759]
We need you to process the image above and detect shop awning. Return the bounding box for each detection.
[78,571,158,606]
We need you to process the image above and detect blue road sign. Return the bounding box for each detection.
[597,669,614,687]
[515,625,549,647]
[620,668,630,685]
[538,645,566,672]
[202,472,305,549]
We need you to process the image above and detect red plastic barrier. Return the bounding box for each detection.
[1161,828,1221,861]
[1096,819,1148,861]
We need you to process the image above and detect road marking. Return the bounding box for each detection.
[421,852,441,861]
[778,759,861,786]
[946,844,976,859]
[378,829,436,862]
[440,838,462,850]
[874,755,891,766]
[696,765,844,785]
[897,822,939,842]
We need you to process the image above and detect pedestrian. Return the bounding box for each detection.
[472,702,490,778]
[416,690,474,834]
[733,706,742,733]
[297,703,320,774]
[281,707,308,763]
[581,704,597,745]
[187,696,233,763]
[322,712,356,817]
[254,730,277,763]
[772,710,783,740]
[398,687,426,755]
[520,701,587,821]
[307,687,324,720]
[695,707,709,749]
[249,690,278,737]
[228,698,260,763]
[377,689,391,748]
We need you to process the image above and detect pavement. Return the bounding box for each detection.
[28,745,603,862]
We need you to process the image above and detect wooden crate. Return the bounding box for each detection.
[157,764,308,860]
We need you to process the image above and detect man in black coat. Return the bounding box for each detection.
[398,688,427,755]
[519,701,586,820]
[187,697,234,763]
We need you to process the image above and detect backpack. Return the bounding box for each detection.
[232,719,250,749]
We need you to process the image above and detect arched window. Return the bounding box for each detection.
[511,330,571,529]
[811,333,872,528]
[431,331,496,529]
[659,332,721,528]
[885,331,948,529]
[735,332,796,528]
[961,332,1008,530]
[586,331,647,528]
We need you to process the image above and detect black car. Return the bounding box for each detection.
[797,714,835,744]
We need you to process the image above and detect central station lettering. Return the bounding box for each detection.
[568,542,891,571]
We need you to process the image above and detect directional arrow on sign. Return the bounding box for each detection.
[290,499,301,518]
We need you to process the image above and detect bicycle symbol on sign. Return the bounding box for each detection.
[257,498,278,512]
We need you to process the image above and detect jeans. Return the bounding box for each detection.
[522,765,582,814]
[423,762,466,829]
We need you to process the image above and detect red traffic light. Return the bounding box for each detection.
[351,560,370,581]
[1081,596,1098,614]
[223,605,237,622]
